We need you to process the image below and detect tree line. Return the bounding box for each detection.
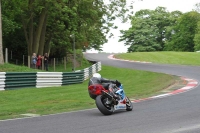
[0,0,133,64]
[1,1,199,65]
[119,4,200,52]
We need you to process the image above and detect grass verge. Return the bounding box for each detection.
[0,63,41,72]
[0,65,177,120]
[115,51,200,66]
[0,58,91,72]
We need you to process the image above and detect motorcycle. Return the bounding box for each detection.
[88,84,133,115]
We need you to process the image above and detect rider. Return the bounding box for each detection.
[88,73,121,99]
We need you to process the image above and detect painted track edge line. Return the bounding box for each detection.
[131,77,198,103]
[108,54,152,63]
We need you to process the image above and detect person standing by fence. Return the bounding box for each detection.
[31,53,37,69]
[44,53,49,71]
[36,55,42,69]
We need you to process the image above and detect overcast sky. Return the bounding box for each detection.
[98,0,200,53]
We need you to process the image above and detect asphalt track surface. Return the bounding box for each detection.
[1,53,200,133]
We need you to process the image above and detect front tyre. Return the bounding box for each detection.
[95,95,114,115]
[126,97,133,111]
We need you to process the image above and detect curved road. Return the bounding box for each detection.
[1,53,200,133]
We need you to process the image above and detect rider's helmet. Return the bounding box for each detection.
[92,73,101,79]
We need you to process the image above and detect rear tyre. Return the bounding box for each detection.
[95,95,114,115]
[126,97,133,111]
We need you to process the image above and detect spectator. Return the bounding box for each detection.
[44,53,49,71]
[31,53,37,69]
[36,55,42,69]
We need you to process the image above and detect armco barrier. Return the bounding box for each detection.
[0,62,101,90]
[83,62,101,80]
[5,72,37,90]
[0,72,6,90]
[62,71,84,85]
[36,72,63,88]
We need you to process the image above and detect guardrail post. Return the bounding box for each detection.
[5,48,8,63]
[23,55,24,66]
[11,50,12,59]
[28,56,30,68]
[42,58,44,70]
[54,58,55,72]
[64,57,66,70]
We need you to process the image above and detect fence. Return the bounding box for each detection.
[0,62,101,90]
[3,48,85,71]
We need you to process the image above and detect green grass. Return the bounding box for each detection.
[1,52,193,120]
[115,51,200,66]
[48,58,91,72]
[0,63,42,72]
[0,65,177,120]
[0,58,91,72]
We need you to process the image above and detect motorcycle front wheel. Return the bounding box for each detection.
[95,95,114,115]
[126,97,133,111]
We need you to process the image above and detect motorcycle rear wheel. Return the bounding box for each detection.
[95,95,114,115]
[126,97,133,111]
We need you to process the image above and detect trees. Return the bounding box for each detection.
[2,0,131,57]
[118,6,200,52]
[0,0,4,64]
[119,9,160,52]
[119,7,181,52]
[163,10,182,50]
[193,3,200,51]
[194,21,200,51]
[166,11,200,51]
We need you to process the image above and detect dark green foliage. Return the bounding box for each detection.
[1,0,132,58]
[165,11,200,51]
[120,4,200,52]
[194,21,200,51]
[119,7,182,52]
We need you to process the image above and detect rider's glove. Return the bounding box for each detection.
[115,80,121,87]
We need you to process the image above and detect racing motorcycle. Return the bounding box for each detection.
[88,84,133,115]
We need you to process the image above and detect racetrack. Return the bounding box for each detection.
[1,53,200,133]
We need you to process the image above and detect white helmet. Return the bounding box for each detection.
[93,73,101,78]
